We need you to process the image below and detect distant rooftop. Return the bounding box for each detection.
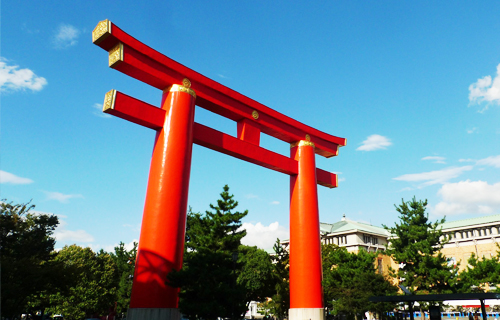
[320,215,389,236]
[441,213,500,230]
[319,213,500,236]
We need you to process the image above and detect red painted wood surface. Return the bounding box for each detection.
[289,144,324,309]
[93,20,346,158]
[104,90,338,188]
[129,89,196,309]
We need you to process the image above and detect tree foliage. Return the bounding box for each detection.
[0,200,59,318]
[259,239,290,320]
[458,250,500,293]
[47,245,118,320]
[111,241,138,315]
[237,245,275,305]
[168,185,249,320]
[322,244,397,320]
[383,198,456,295]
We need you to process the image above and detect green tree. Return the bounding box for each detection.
[322,244,397,320]
[111,241,138,315]
[458,251,500,292]
[383,198,456,318]
[238,245,275,306]
[259,239,290,320]
[168,185,248,320]
[48,245,119,320]
[0,200,59,318]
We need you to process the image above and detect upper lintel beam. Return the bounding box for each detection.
[92,20,346,158]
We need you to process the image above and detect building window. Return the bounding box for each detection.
[363,235,378,245]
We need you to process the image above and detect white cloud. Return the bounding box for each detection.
[459,158,476,163]
[433,180,500,215]
[356,134,392,151]
[240,221,289,250]
[54,217,94,243]
[53,24,80,48]
[476,155,500,168]
[55,229,95,242]
[92,103,111,118]
[467,127,477,134]
[270,201,280,205]
[0,170,34,184]
[44,191,84,203]
[393,166,473,187]
[0,57,47,92]
[422,156,446,164]
[468,63,500,111]
[245,194,259,199]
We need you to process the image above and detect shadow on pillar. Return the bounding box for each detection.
[130,249,181,309]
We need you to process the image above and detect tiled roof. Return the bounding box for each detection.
[441,214,500,230]
[320,214,500,237]
[320,219,389,236]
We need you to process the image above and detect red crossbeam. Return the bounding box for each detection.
[93,20,346,158]
[103,90,338,188]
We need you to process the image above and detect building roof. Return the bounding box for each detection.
[319,214,500,238]
[320,217,389,236]
[441,214,500,230]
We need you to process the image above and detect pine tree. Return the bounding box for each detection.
[322,244,397,320]
[384,198,456,318]
[168,185,248,320]
[458,250,500,293]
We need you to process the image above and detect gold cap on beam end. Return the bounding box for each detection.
[103,90,117,113]
[92,19,111,44]
[108,43,123,68]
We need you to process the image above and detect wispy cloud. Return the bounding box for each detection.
[240,221,289,250]
[469,63,500,112]
[422,156,446,164]
[245,194,259,199]
[356,134,392,151]
[53,24,80,48]
[476,155,500,168]
[92,103,111,118]
[393,166,473,187]
[44,191,84,203]
[467,127,477,134]
[0,170,34,184]
[0,57,47,92]
[270,201,280,205]
[433,180,500,216]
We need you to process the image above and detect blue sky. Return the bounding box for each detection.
[2,1,500,251]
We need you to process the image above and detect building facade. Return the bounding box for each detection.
[281,213,500,274]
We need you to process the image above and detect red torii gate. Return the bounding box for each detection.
[92,20,346,320]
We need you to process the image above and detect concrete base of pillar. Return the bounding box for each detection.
[289,308,325,320]
[127,308,181,320]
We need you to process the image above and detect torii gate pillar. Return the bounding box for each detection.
[289,141,324,320]
[128,83,196,320]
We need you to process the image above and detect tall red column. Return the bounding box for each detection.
[289,140,324,320]
[128,80,196,320]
